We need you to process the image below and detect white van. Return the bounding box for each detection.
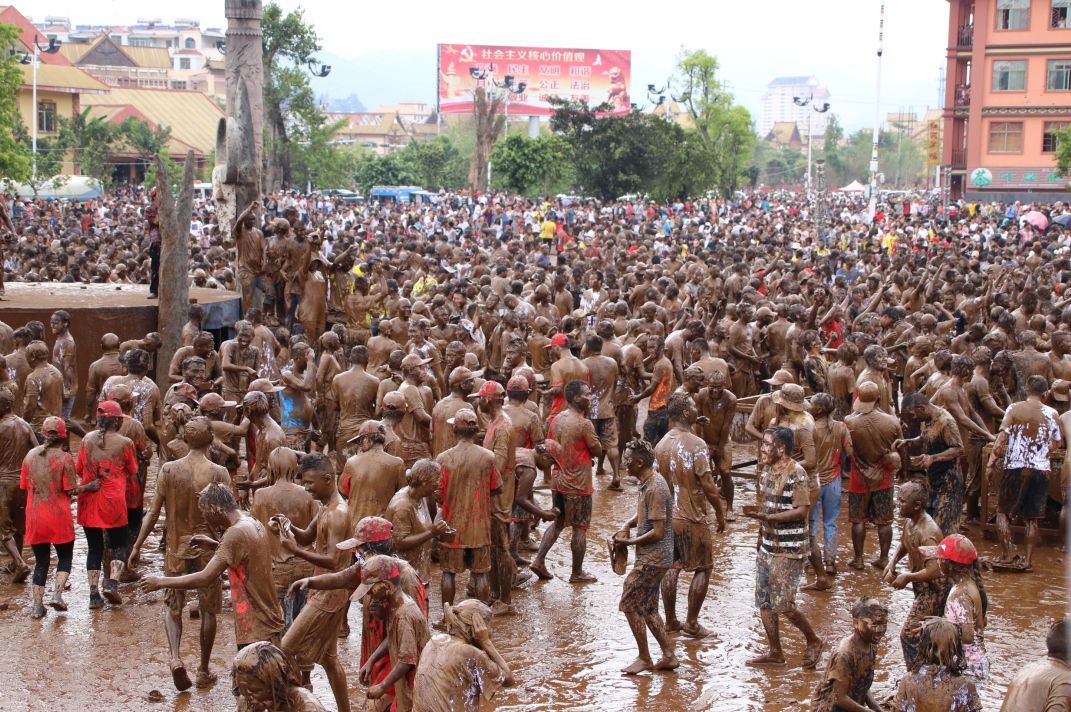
[193,182,213,204]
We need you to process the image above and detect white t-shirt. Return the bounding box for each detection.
[1000,401,1062,470]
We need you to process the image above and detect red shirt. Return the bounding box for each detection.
[75,433,137,529]
[20,446,77,545]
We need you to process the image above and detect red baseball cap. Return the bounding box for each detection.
[42,416,66,439]
[336,516,393,551]
[919,534,977,564]
[469,381,505,400]
[97,400,123,418]
[506,375,531,393]
[545,333,569,348]
[351,555,401,601]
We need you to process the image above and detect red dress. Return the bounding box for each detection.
[75,434,137,529]
[20,447,77,545]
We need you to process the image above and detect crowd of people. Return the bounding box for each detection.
[0,185,1069,710]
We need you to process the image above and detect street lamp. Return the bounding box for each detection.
[793,94,830,194]
[17,36,62,185]
[307,61,331,78]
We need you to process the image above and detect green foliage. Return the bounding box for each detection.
[119,117,171,158]
[400,136,461,191]
[549,99,713,201]
[56,107,117,186]
[352,152,416,195]
[0,24,31,185]
[12,120,66,195]
[490,133,573,196]
[262,2,325,189]
[143,153,184,193]
[821,114,846,183]
[671,48,755,196]
[1055,125,1071,181]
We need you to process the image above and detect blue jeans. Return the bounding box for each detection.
[809,476,841,564]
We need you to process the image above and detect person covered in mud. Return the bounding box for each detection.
[231,641,329,712]
[654,392,725,639]
[129,416,231,691]
[808,393,852,582]
[412,599,515,711]
[744,426,824,669]
[0,388,38,584]
[436,407,500,608]
[845,381,902,572]
[883,481,946,671]
[810,597,889,712]
[143,482,285,650]
[892,617,982,712]
[923,534,990,682]
[533,380,602,583]
[896,393,965,539]
[613,438,679,675]
[991,374,1062,572]
[277,453,351,712]
[1000,619,1071,711]
[356,554,432,712]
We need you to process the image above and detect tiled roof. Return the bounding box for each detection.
[82,86,223,156]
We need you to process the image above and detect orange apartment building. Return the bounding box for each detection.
[942,0,1071,201]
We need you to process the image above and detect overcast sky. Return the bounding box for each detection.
[28,0,950,131]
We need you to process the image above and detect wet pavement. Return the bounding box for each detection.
[0,454,1066,711]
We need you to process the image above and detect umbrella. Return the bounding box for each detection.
[1023,210,1049,230]
[1054,214,1071,228]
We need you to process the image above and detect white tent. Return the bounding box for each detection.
[11,175,103,200]
[838,180,866,193]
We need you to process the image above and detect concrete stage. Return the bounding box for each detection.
[0,282,240,415]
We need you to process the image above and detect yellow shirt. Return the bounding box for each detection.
[540,220,556,240]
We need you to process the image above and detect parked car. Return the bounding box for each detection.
[320,188,364,204]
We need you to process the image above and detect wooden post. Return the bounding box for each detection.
[154,152,194,393]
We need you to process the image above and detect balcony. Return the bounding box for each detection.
[951,148,967,167]
[956,22,974,49]
[954,83,970,108]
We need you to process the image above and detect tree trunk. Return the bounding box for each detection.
[468,87,504,192]
[154,152,193,394]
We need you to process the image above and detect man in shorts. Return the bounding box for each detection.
[994,374,1062,571]
[531,380,603,583]
[743,426,824,668]
[613,438,678,675]
[129,417,231,691]
[436,407,500,610]
[655,393,725,638]
[844,381,902,571]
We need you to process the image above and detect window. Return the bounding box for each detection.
[1055,0,1070,27]
[179,58,191,70]
[184,37,195,49]
[992,60,1027,90]
[171,81,187,90]
[1048,59,1071,89]
[36,101,56,133]
[988,121,1024,152]
[1044,121,1070,151]
[997,0,1031,29]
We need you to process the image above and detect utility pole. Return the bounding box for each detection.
[868,1,886,221]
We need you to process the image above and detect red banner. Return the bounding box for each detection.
[437,43,632,116]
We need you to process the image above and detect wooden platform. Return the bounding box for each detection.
[0,282,240,414]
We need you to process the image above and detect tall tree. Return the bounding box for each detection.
[1055,125,1071,180]
[469,86,505,191]
[261,2,323,189]
[57,107,117,185]
[0,23,30,185]
[821,114,846,184]
[671,48,755,196]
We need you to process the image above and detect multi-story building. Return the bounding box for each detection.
[759,76,831,141]
[942,0,1071,201]
[326,103,441,155]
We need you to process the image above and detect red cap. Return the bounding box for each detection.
[919,534,977,564]
[546,333,569,348]
[97,400,123,418]
[174,383,199,402]
[506,375,530,393]
[336,516,393,550]
[470,381,505,399]
[42,416,66,439]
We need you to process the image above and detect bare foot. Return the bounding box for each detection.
[512,569,534,588]
[653,655,680,671]
[171,662,193,692]
[607,481,623,491]
[10,563,30,584]
[664,619,682,633]
[491,601,517,617]
[802,638,825,669]
[622,657,654,674]
[513,555,532,567]
[847,559,865,571]
[802,579,832,592]
[195,670,217,689]
[680,622,715,639]
[825,561,837,576]
[725,511,737,523]
[746,653,787,667]
[569,572,597,584]
[529,562,553,580]
[870,558,889,570]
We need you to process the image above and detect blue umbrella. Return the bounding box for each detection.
[1055,214,1071,228]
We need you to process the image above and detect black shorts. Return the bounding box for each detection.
[998,468,1049,520]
